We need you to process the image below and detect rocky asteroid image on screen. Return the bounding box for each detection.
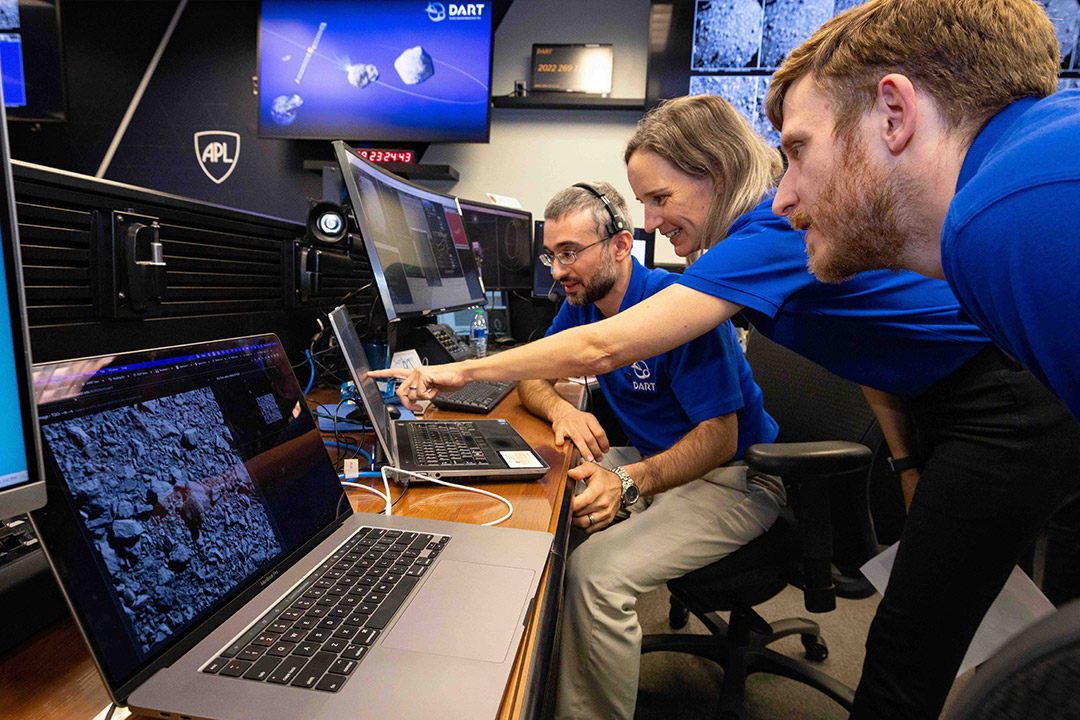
[693,0,763,70]
[761,0,834,68]
[45,388,283,655]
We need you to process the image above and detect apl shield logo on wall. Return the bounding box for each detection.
[194,131,240,184]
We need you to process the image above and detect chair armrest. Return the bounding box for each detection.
[745,441,872,479]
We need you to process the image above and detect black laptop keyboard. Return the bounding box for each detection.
[410,421,495,467]
[202,525,450,692]
[430,380,515,413]
[0,515,39,567]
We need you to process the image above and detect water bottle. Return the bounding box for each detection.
[470,309,488,358]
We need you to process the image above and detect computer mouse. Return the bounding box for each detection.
[386,405,402,420]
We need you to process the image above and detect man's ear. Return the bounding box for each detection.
[875,73,918,155]
[611,230,634,260]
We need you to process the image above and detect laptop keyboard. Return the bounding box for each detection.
[430,380,515,414]
[202,525,450,692]
[411,421,495,467]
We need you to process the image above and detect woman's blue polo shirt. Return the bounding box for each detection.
[677,198,989,398]
[547,259,778,458]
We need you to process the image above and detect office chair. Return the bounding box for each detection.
[640,331,884,720]
[942,598,1080,720]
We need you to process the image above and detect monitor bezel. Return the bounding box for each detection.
[0,86,46,518]
[457,197,534,292]
[334,140,487,322]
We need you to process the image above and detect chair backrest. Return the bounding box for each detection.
[944,599,1080,720]
[745,331,880,447]
[744,330,884,582]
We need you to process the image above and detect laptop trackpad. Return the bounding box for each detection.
[381,559,535,663]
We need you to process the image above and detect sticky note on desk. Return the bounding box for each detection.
[500,450,544,469]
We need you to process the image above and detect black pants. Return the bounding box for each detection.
[850,346,1080,720]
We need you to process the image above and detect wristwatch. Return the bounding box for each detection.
[887,455,922,475]
[611,466,641,509]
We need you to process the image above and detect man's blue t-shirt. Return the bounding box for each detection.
[546,259,778,459]
[941,91,1080,419]
[676,198,989,398]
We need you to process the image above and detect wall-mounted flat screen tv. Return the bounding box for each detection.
[1,0,67,122]
[258,0,493,142]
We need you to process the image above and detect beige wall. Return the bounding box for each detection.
[421,0,683,266]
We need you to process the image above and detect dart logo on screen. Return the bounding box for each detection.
[193,131,241,185]
[427,2,485,21]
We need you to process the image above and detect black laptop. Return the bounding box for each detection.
[329,305,549,481]
[29,335,553,720]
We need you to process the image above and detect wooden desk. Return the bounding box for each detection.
[0,382,584,720]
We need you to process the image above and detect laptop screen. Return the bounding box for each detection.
[30,335,350,695]
[327,306,395,463]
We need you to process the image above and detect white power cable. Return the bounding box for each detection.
[380,466,514,526]
[341,458,392,515]
[340,480,391,511]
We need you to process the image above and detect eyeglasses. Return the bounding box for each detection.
[538,237,608,267]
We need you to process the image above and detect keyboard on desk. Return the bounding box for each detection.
[0,515,39,567]
[430,380,515,413]
[409,421,495,467]
[203,526,450,693]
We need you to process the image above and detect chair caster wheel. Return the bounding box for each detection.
[668,600,690,629]
[802,635,828,662]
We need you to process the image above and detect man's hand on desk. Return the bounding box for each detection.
[550,407,609,463]
[367,364,468,411]
[569,463,622,534]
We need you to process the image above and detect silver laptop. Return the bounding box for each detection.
[329,305,549,481]
[29,335,553,720]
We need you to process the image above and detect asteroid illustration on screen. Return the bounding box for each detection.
[45,388,283,655]
[347,63,380,89]
[395,46,435,85]
[271,93,303,125]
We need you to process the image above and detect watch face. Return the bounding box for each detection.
[624,484,640,506]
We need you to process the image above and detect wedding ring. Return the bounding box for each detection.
[587,512,595,527]
[409,385,418,390]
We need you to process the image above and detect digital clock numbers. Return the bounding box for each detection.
[356,149,414,164]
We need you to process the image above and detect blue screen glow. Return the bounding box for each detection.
[259,0,492,142]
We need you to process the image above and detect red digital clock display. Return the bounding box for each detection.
[356,149,414,164]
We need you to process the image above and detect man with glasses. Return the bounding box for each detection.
[517,182,786,719]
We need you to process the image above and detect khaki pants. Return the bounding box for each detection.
[555,464,786,720]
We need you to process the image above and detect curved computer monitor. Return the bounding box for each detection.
[458,198,533,292]
[333,141,486,321]
[0,94,46,517]
[531,220,564,301]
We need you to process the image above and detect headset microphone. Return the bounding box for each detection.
[573,182,626,237]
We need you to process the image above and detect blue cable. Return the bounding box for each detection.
[303,349,315,395]
[322,441,373,466]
